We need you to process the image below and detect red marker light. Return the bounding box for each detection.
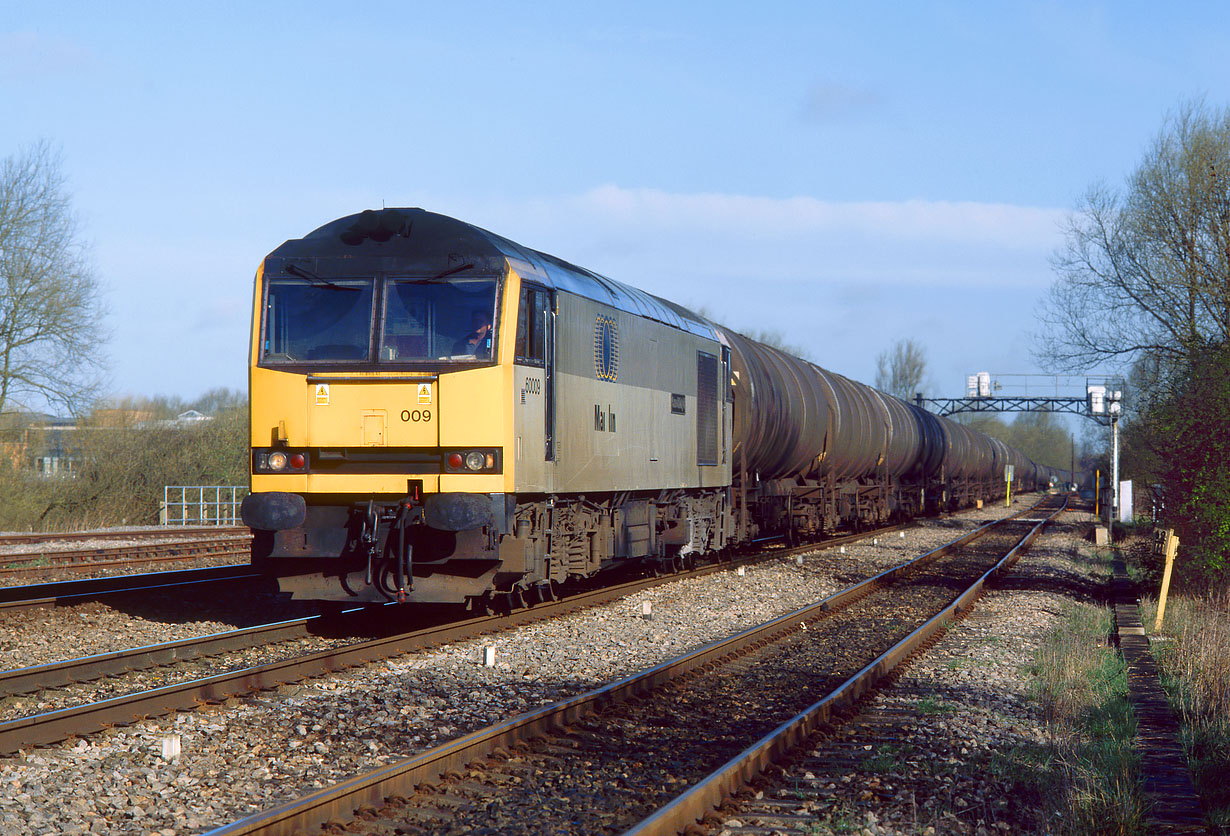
[290,453,306,469]
[448,453,463,469]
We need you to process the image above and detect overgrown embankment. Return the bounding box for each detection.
[0,407,248,531]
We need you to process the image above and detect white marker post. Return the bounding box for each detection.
[161,734,181,761]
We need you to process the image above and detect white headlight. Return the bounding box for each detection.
[268,451,288,471]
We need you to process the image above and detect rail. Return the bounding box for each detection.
[0,526,249,547]
[0,521,929,757]
[624,494,1067,836]
[0,565,259,613]
[0,535,251,577]
[199,497,1059,836]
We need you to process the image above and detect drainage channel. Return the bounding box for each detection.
[199,496,1062,836]
[1112,558,1209,835]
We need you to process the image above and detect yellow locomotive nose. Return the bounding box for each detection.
[245,215,518,606]
[307,380,437,448]
[302,378,440,493]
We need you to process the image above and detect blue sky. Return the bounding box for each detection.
[3,2,1229,407]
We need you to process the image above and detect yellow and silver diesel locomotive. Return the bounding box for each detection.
[243,208,733,607]
[242,208,1063,609]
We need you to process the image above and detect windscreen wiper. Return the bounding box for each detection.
[286,262,361,291]
[431,262,476,280]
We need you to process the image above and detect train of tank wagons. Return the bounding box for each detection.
[240,208,1072,609]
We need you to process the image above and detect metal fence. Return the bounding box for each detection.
[162,486,248,526]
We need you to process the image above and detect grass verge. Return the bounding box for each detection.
[1141,590,1230,833]
[990,599,1145,835]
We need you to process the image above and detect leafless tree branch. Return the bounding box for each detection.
[1037,101,1230,375]
[874,338,927,400]
[0,141,108,416]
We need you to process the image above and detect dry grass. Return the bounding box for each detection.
[1142,590,1230,831]
[1025,601,1146,835]
[982,592,1146,834]
[982,587,1146,833]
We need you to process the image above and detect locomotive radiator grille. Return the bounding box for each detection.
[697,351,719,465]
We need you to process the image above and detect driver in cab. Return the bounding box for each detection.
[454,309,492,358]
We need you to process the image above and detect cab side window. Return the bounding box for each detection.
[515,285,549,365]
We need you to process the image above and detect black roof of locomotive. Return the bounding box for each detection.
[265,208,717,340]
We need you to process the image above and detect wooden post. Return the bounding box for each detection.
[1153,528,1180,632]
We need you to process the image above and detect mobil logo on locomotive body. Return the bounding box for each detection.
[594,314,619,383]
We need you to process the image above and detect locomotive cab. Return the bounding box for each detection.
[243,209,547,606]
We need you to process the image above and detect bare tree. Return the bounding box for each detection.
[0,141,106,416]
[741,328,812,361]
[875,338,927,399]
[1039,101,1230,373]
[686,303,813,361]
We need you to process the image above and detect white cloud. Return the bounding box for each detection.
[584,25,692,46]
[802,81,884,123]
[97,184,1069,398]
[576,185,1060,246]
[448,185,1067,289]
[0,31,96,80]
[429,185,1068,384]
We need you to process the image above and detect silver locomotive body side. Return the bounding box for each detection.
[544,292,730,494]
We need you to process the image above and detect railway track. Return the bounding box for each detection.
[0,526,248,547]
[0,520,924,757]
[0,533,252,578]
[0,565,261,613]
[0,605,388,701]
[192,495,1064,836]
[0,518,901,614]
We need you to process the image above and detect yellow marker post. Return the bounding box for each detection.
[1153,529,1180,632]
[1095,469,1100,518]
